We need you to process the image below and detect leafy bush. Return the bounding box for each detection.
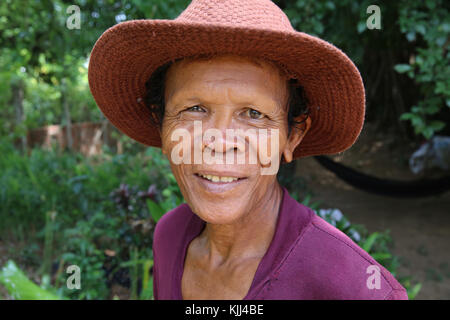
[395,0,450,139]
[0,140,419,299]
[279,0,450,139]
[0,260,61,300]
[0,140,182,299]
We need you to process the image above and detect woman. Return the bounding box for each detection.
[88,0,407,300]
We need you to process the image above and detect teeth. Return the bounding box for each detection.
[199,174,239,183]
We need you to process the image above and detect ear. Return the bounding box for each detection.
[282,115,311,163]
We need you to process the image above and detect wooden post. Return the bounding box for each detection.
[61,79,73,150]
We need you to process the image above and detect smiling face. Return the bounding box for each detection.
[160,54,310,225]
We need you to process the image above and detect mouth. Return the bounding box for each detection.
[193,172,249,193]
[194,173,246,183]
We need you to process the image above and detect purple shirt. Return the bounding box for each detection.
[152,187,408,300]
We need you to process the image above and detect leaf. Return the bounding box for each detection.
[357,21,366,34]
[0,260,61,300]
[141,259,153,292]
[408,283,422,300]
[399,113,414,121]
[394,64,412,73]
[422,127,434,140]
[411,116,425,128]
[302,194,312,207]
[140,277,154,300]
[415,24,426,35]
[146,199,165,223]
[362,232,379,253]
[424,104,440,114]
[428,120,445,131]
[371,252,392,261]
[406,31,416,42]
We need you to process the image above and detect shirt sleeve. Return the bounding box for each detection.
[152,246,159,300]
[385,288,409,300]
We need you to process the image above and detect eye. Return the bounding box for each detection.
[245,108,265,120]
[186,105,205,112]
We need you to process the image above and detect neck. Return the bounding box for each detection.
[198,181,284,268]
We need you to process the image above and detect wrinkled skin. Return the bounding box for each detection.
[160,53,311,299]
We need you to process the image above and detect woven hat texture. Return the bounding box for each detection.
[88,0,366,159]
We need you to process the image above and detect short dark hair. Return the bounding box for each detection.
[144,60,310,136]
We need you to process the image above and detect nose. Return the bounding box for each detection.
[202,111,245,155]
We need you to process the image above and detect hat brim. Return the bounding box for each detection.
[88,19,365,159]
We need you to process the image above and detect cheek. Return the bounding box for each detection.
[255,128,288,160]
[161,118,190,154]
[161,118,200,168]
[160,129,171,156]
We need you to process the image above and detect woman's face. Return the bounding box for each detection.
[161,54,310,224]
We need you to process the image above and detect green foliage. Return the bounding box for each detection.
[0,0,430,300]
[395,0,450,139]
[0,140,183,299]
[0,139,420,299]
[0,260,61,300]
[2,0,447,140]
[279,0,450,139]
[58,214,111,300]
[146,199,166,223]
[404,279,422,300]
[280,0,378,65]
[277,161,309,202]
[0,0,189,138]
[130,0,190,19]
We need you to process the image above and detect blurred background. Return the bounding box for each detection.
[0,0,449,300]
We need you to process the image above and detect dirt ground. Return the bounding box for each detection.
[296,122,450,300]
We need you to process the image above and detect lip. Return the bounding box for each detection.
[193,173,248,193]
[194,170,248,179]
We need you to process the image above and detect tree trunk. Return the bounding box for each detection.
[12,78,27,151]
[101,114,109,148]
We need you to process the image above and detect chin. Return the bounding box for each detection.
[188,197,246,225]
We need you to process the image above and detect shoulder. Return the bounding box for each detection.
[310,215,407,298]
[153,203,193,254]
[268,208,407,300]
[152,203,194,300]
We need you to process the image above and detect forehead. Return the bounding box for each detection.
[164,54,289,105]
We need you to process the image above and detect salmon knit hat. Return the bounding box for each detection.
[88,0,365,159]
